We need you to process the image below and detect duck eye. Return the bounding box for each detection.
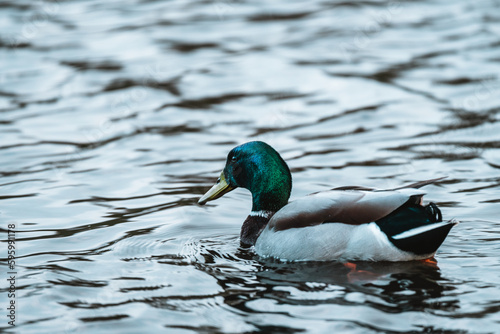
[231,156,237,162]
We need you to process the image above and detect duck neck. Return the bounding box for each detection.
[248,168,292,212]
[251,190,289,212]
[240,210,275,247]
[241,181,291,247]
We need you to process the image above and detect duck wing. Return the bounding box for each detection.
[268,187,427,232]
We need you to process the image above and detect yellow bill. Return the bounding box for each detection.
[198,171,235,205]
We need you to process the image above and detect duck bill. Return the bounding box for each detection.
[198,171,235,205]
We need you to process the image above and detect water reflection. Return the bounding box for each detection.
[1,0,500,332]
[187,242,448,306]
[257,259,454,311]
[179,244,462,333]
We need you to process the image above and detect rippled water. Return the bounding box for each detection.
[1,0,500,333]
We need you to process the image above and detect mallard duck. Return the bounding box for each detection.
[198,141,457,262]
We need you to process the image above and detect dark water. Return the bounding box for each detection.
[1,0,500,333]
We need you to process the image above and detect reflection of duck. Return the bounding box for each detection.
[193,244,454,318]
[256,258,442,286]
[254,259,457,314]
[199,141,457,261]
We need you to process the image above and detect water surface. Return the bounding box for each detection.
[1,0,500,333]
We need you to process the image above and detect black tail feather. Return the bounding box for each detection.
[425,202,442,222]
[376,201,455,256]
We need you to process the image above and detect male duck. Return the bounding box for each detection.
[198,141,457,262]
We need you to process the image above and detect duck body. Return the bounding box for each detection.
[199,141,457,262]
[254,188,455,262]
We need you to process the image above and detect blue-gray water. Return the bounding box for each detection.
[1,0,500,333]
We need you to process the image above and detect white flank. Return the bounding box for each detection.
[391,221,451,240]
[255,222,433,262]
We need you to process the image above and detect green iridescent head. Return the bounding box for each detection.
[198,141,292,212]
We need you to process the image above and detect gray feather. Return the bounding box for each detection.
[268,188,426,231]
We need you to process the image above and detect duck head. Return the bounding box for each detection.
[198,141,292,212]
